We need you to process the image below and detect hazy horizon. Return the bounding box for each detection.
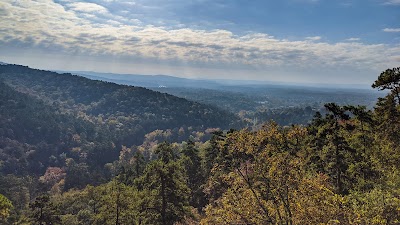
[67,68,375,89]
[0,61,376,89]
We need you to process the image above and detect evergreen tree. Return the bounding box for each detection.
[372,67,400,104]
[139,142,190,225]
[309,103,356,194]
[29,195,60,225]
[181,140,206,210]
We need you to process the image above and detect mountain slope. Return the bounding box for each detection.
[0,80,115,175]
[0,65,240,142]
[0,64,241,178]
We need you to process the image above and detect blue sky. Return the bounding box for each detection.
[0,0,399,84]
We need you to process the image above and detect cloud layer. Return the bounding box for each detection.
[0,0,399,83]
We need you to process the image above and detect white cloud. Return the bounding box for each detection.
[305,36,322,41]
[383,0,400,5]
[67,2,108,14]
[0,0,399,83]
[383,28,400,32]
[345,37,361,41]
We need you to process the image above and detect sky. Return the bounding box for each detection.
[0,0,399,85]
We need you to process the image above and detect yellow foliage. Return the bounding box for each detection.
[202,124,357,225]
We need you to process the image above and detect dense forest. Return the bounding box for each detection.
[1,65,400,224]
[0,64,241,173]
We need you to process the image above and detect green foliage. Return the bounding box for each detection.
[347,189,400,225]
[91,180,142,225]
[181,140,206,210]
[372,67,400,104]
[0,194,13,221]
[309,103,356,194]
[29,195,60,225]
[252,106,319,126]
[138,142,190,225]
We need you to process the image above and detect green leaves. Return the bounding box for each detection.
[139,142,190,225]
[29,194,60,225]
[372,67,400,91]
[372,67,400,105]
[0,194,13,221]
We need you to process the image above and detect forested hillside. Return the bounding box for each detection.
[0,64,241,215]
[1,66,400,225]
[0,65,239,136]
[0,81,114,176]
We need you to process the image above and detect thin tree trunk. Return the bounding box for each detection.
[236,168,273,224]
[116,184,120,225]
[336,144,341,195]
[160,170,166,225]
[395,88,400,105]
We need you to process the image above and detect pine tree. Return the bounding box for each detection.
[309,103,356,194]
[29,195,60,225]
[139,142,190,225]
[181,140,206,210]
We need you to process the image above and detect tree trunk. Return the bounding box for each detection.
[336,144,342,195]
[160,170,166,225]
[116,186,120,225]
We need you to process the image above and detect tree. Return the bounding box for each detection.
[138,142,190,225]
[202,124,349,225]
[93,180,142,225]
[374,94,400,145]
[372,67,400,104]
[117,149,146,186]
[29,195,60,225]
[0,194,13,221]
[309,103,356,195]
[342,105,379,192]
[202,131,225,177]
[64,159,91,190]
[181,140,206,210]
[344,105,373,153]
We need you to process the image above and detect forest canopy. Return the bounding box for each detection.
[0,65,400,224]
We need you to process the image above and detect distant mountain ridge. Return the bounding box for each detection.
[61,70,222,89]
[62,70,372,90]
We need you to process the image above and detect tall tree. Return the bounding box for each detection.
[309,103,355,195]
[374,94,400,145]
[181,140,206,210]
[344,105,373,153]
[93,180,141,225]
[29,195,60,225]
[372,67,400,104]
[344,105,377,191]
[117,150,146,186]
[139,142,190,225]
